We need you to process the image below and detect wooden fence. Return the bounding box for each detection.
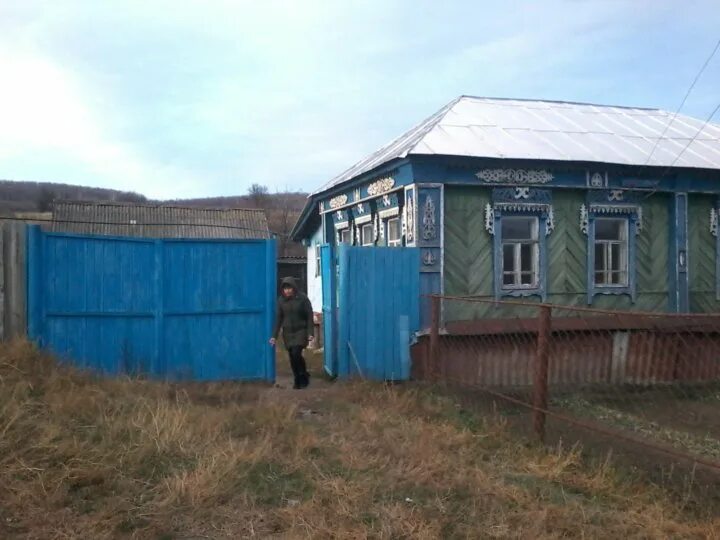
[0,222,27,341]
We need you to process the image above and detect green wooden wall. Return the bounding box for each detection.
[688,194,720,312]
[443,186,670,320]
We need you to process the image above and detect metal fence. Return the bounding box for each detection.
[412,295,720,474]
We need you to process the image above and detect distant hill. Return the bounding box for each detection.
[0,180,308,257]
[0,180,148,213]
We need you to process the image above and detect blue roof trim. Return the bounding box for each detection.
[291,158,411,240]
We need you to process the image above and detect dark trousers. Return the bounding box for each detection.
[287,346,309,387]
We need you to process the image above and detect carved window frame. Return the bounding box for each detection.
[485,188,553,301]
[582,194,642,303]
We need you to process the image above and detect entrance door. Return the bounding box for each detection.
[336,245,420,380]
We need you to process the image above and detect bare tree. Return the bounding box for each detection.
[247,183,269,208]
[37,187,56,212]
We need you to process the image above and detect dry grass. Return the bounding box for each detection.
[1,340,719,539]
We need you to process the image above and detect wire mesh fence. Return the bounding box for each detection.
[413,295,720,475]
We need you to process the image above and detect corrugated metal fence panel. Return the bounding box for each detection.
[27,226,276,381]
[51,202,271,239]
[337,246,420,380]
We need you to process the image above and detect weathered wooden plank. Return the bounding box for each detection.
[0,223,5,341]
[1,223,28,340]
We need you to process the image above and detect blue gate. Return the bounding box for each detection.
[27,226,276,381]
[334,245,420,380]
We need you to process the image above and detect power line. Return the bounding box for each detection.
[644,37,720,166]
[665,100,720,170]
[0,215,288,238]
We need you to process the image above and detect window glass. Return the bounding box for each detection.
[595,219,623,241]
[387,218,401,246]
[520,244,532,272]
[500,216,539,288]
[340,228,352,245]
[594,218,628,286]
[502,217,535,240]
[503,244,514,269]
[361,223,374,246]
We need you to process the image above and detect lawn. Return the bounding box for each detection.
[1,340,718,538]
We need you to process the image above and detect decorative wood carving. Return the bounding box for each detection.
[329,194,348,209]
[367,177,395,196]
[476,169,553,184]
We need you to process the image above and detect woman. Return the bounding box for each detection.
[269,277,314,389]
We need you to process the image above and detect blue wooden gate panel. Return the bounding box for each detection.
[336,246,420,380]
[320,244,337,377]
[27,226,276,381]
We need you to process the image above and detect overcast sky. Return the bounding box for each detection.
[1,1,719,199]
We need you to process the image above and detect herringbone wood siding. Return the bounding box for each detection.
[444,187,670,319]
[548,191,586,297]
[444,187,499,319]
[689,194,720,312]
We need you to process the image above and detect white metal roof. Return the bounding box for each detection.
[316,96,720,193]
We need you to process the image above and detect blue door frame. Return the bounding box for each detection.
[670,193,690,312]
[320,244,338,376]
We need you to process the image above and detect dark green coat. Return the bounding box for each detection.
[273,277,314,348]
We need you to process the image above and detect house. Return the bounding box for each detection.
[291,96,720,322]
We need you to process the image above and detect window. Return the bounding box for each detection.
[361,223,374,246]
[501,217,539,288]
[583,201,640,304]
[594,218,628,286]
[339,228,352,245]
[487,188,552,300]
[387,218,401,247]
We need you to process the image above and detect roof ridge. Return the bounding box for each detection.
[52,200,266,213]
[402,96,465,155]
[314,96,463,194]
[457,95,663,111]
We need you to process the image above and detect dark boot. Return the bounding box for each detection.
[288,346,306,389]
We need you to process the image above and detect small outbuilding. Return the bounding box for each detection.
[51,201,271,239]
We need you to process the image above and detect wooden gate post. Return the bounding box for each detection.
[429,295,440,380]
[533,305,552,443]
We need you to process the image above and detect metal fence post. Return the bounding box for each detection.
[533,305,551,443]
[429,295,440,380]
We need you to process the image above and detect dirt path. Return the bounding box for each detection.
[269,348,338,414]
